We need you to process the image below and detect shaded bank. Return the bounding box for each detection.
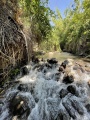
[0,5,28,84]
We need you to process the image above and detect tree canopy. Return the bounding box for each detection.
[42,0,90,55]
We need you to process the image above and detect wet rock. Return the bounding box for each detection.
[67,85,79,96]
[79,67,85,73]
[54,72,61,81]
[32,55,39,64]
[61,60,69,69]
[85,104,90,112]
[45,63,52,69]
[56,109,70,120]
[33,64,42,71]
[41,58,44,61]
[61,63,66,69]
[47,58,58,64]
[59,89,68,98]
[62,101,76,119]
[18,84,28,92]
[35,98,39,103]
[58,66,65,73]
[73,65,79,70]
[70,99,84,115]
[20,66,29,76]
[63,75,74,84]
[37,63,52,72]
[0,101,3,114]
[9,94,30,117]
[34,58,39,64]
[88,80,90,87]
[63,60,69,64]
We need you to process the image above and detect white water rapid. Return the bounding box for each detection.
[0,58,90,120]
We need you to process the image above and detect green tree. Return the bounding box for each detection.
[19,0,52,45]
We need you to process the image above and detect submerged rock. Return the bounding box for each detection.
[18,84,28,92]
[70,99,84,115]
[56,109,70,120]
[54,72,61,81]
[59,89,68,98]
[62,101,76,119]
[85,104,90,112]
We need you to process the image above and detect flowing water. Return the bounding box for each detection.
[0,52,90,120]
[38,51,83,62]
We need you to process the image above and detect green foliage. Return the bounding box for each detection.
[40,9,63,51]
[10,68,20,77]
[46,0,90,55]
[19,0,52,44]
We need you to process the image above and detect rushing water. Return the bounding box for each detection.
[38,52,80,62]
[0,52,90,120]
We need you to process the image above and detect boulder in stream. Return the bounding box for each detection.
[47,58,58,64]
[20,66,29,76]
[9,93,31,119]
[63,75,74,84]
[67,85,79,96]
[58,66,65,73]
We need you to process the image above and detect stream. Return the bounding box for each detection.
[0,52,90,120]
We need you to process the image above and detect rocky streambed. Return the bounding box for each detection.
[0,57,90,120]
